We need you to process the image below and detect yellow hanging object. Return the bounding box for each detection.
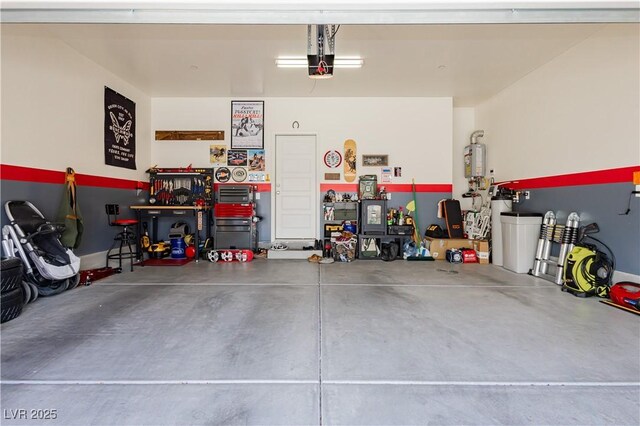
[406,200,416,213]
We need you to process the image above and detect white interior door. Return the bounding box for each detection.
[275,134,317,240]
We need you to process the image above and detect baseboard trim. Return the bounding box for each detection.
[79,250,108,270]
[613,270,640,284]
[78,249,640,284]
[80,247,138,270]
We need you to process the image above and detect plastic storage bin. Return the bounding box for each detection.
[501,212,542,273]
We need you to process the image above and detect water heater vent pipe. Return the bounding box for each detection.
[470,130,484,144]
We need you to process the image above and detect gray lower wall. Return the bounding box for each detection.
[1,180,147,256]
[254,195,271,243]
[2,179,494,262]
[513,182,640,276]
[146,190,450,246]
[382,192,451,236]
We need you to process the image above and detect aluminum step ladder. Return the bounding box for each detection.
[531,211,580,285]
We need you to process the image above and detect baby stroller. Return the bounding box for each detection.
[2,201,80,296]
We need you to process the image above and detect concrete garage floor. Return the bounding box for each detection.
[1,260,639,425]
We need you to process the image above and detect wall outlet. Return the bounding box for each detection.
[523,190,530,200]
[635,185,640,197]
[255,192,261,200]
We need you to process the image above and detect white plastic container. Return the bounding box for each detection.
[501,212,543,274]
[490,196,512,266]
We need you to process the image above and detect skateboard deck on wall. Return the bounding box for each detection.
[206,249,253,263]
[344,139,357,183]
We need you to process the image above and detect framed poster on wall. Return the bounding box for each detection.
[104,86,136,170]
[231,100,264,149]
[362,155,388,167]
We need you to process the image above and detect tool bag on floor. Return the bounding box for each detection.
[425,224,445,238]
[442,199,464,238]
[446,248,463,264]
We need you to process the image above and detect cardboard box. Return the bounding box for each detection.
[424,237,489,264]
[472,240,490,264]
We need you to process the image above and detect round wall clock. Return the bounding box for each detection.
[324,150,342,168]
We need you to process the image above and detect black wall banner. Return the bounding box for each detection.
[104,86,136,170]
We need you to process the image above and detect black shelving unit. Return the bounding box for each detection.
[321,201,359,236]
[358,199,412,260]
[321,201,359,261]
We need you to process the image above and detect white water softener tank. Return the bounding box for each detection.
[491,195,512,266]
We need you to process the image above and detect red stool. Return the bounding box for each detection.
[105,204,139,272]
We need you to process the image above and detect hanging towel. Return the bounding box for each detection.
[58,167,84,249]
[437,199,447,219]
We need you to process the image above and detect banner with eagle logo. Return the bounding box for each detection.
[104,86,136,170]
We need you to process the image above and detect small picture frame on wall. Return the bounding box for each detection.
[231,100,264,149]
[362,155,389,167]
[228,149,248,167]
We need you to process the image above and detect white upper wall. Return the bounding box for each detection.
[475,24,640,181]
[452,107,478,210]
[0,30,151,180]
[152,97,453,184]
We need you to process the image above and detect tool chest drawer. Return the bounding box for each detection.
[215,225,251,233]
[214,231,252,249]
[215,218,251,226]
[217,185,252,203]
[214,204,253,218]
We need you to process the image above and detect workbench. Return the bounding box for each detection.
[130,205,212,264]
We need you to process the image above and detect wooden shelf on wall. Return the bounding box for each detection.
[155,130,224,141]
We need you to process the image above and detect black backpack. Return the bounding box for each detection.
[381,242,399,261]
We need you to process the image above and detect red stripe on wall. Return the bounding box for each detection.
[214,183,271,192]
[1,164,150,190]
[1,164,64,184]
[385,183,453,192]
[76,174,149,191]
[319,183,452,193]
[504,166,640,190]
[320,183,358,192]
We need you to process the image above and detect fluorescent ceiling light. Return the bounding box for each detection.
[275,58,307,67]
[276,57,363,68]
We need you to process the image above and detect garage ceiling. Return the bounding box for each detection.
[2,23,610,105]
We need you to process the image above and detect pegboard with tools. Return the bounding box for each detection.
[147,167,214,206]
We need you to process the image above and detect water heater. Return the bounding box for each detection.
[464,130,487,178]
